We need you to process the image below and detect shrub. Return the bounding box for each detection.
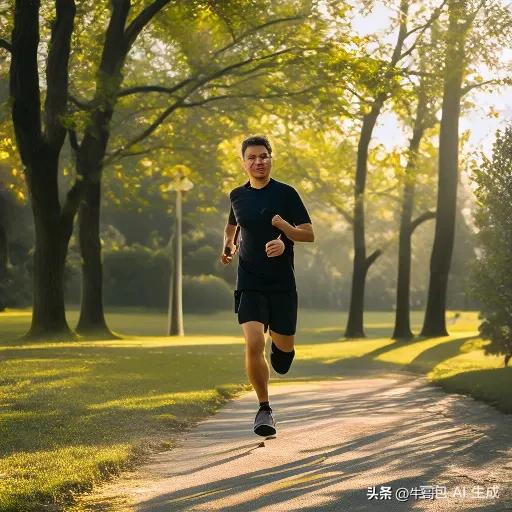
[183,274,232,312]
[470,126,512,366]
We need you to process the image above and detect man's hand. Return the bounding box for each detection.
[271,214,290,232]
[220,241,237,265]
[265,236,285,258]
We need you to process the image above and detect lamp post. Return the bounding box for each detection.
[166,169,193,336]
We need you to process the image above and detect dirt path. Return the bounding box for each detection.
[77,373,512,511]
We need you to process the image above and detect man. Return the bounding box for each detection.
[220,135,314,437]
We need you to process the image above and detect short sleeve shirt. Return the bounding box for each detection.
[227,178,312,291]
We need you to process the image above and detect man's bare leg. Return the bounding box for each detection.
[269,330,295,352]
[241,321,269,402]
[269,329,295,374]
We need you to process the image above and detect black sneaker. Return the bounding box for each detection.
[270,342,295,374]
[253,407,277,437]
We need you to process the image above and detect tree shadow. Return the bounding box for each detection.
[132,382,511,512]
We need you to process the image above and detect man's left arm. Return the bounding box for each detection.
[276,220,314,242]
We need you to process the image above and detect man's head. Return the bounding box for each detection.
[241,135,272,182]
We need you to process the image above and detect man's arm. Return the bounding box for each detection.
[286,223,314,242]
[224,223,238,247]
[221,223,238,264]
[271,216,315,242]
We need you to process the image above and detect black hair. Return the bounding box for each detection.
[241,135,272,158]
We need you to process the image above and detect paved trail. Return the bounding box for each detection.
[80,372,512,511]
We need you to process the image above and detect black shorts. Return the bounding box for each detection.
[234,289,298,336]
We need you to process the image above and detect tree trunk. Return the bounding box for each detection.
[393,185,415,339]
[0,191,9,312]
[421,0,465,337]
[74,0,129,336]
[344,0,409,338]
[392,85,428,339]
[345,106,381,338]
[75,178,117,337]
[10,0,78,340]
[26,159,74,339]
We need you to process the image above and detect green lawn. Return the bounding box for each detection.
[0,308,509,511]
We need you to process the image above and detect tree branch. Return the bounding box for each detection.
[104,47,299,162]
[410,210,436,233]
[461,78,512,96]
[398,0,447,62]
[105,144,174,166]
[9,0,42,168]
[124,0,171,50]
[463,0,486,29]
[213,15,305,57]
[365,249,383,269]
[117,78,194,98]
[0,38,12,52]
[44,0,76,149]
[181,86,317,109]
[60,177,84,239]
[68,93,93,110]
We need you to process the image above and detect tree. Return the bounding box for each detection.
[8,0,79,338]
[470,126,512,366]
[6,0,174,339]
[392,45,438,339]
[69,0,335,335]
[421,0,512,336]
[343,0,444,338]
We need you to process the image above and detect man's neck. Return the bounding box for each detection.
[249,176,271,189]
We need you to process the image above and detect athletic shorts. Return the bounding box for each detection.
[234,289,298,336]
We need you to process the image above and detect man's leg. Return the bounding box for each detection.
[268,290,297,374]
[241,321,270,402]
[269,330,295,352]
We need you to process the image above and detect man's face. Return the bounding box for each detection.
[242,145,272,181]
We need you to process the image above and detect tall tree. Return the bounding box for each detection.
[70,1,329,335]
[392,51,438,339]
[419,0,512,336]
[344,0,443,337]
[70,0,177,337]
[6,0,174,339]
[9,0,78,338]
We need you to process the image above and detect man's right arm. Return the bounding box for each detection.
[221,223,238,265]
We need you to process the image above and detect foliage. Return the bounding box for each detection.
[182,274,232,312]
[470,126,512,365]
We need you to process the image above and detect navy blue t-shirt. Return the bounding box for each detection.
[228,178,312,291]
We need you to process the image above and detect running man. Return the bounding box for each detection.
[220,135,314,437]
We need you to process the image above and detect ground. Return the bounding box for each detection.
[0,308,510,511]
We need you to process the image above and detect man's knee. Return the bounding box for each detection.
[270,330,294,351]
[242,321,266,356]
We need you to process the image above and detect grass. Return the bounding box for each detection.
[0,307,509,511]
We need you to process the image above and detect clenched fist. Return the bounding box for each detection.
[265,237,285,258]
[220,241,237,265]
[271,214,289,231]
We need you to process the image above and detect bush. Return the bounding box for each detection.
[470,126,512,366]
[100,246,232,312]
[103,245,171,308]
[183,274,232,312]
[184,245,218,276]
[0,263,32,309]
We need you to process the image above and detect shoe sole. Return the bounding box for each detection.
[254,424,276,437]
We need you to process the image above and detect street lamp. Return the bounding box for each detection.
[165,167,193,336]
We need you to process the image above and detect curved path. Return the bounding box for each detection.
[79,373,512,511]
